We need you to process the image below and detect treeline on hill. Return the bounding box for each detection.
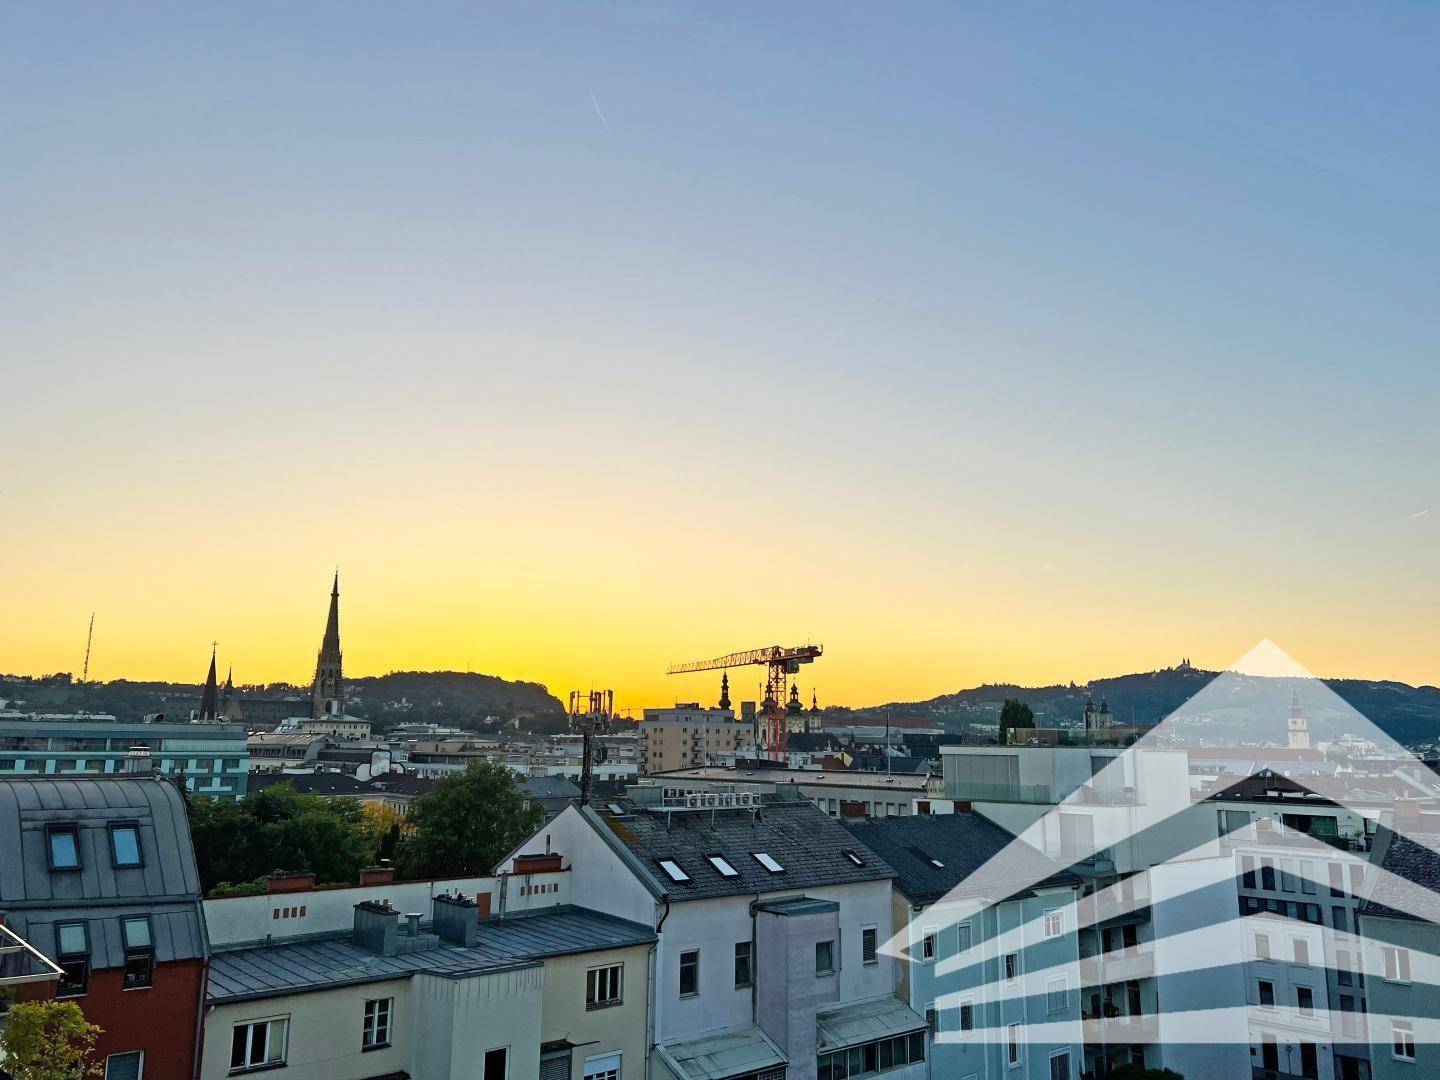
[840,667,1440,746]
[3,669,568,734]
[345,670,567,734]
[186,760,543,895]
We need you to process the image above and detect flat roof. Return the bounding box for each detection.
[208,905,655,1005]
[653,767,927,792]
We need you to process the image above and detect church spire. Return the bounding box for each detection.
[718,672,731,711]
[198,642,219,723]
[312,571,344,718]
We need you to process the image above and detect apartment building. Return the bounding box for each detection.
[295,714,372,740]
[0,775,210,1079]
[646,766,929,818]
[640,706,754,773]
[0,718,249,797]
[502,785,929,1080]
[200,858,653,1080]
[839,813,1085,1080]
[938,743,1252,1080]
[1356,811,1440,1080]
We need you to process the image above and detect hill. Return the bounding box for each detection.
[841,665,1440,747]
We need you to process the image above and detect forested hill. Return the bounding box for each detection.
[842,666,1440,747]
[1,670,568,734]
[346,670,567,733]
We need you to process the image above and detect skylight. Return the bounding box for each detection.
[928,857,945,869]
[657,858,691,883]
[707,855,739,878]
[752,852,784,873]
[842,850,865,867]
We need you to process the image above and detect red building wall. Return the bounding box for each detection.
[20,960,206,1078]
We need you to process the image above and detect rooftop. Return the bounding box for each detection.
[838,812,1080,906]
[1359,814,1440,921]
[207,904,654,1004]
[652,766,929,792]
[589,797,895,901]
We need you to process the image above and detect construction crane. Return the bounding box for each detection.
[568,690,614,806]
[667,644,822,759]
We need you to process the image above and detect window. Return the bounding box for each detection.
[921,927,937,962]
[1258,980,1274,1008]
[587,964,623,1009]
[706,855,738,878]
[362,997,392,1049]
[752,852,784,873]
[1260,858,1276,891]
[1048,1050,1071,1080]
[815,939,835,976]
[1330,863,1345,896]
[1043,908,1064,940]
[584,1051,621,1080]
[842,850,865,867]
[861,926,877,966]
[925,1005,939,1036]
[1254,933,1270,959]
[1261,1036,1279,1071]
[679,950,699,997]
[958,996,974,1033]
[1296,986,1314,1017]
[109,824,142,868]
[1337,950,1354,986]
[47,825,81,871]
[1332,906,1348,934]
[1293,938,1310,966]
[1046,976,1067,1014]
[1241,855,1257,889]
[56,921,89,997]
[230,1017,288,1073]
[1006,1023,1021,1067]
[121,917,153,990]
[657,858,690,883]
[484,1047,509,1080]
[1393,1020,1416,1061]
[1003,952,1019,984]
[735,941,753,988]
[1299,1042,1318,1080]
[817,1031,924,1080]
[1382,945,1412,982]
[104,1052,143,1080]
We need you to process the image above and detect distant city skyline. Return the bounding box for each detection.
[6,6,1439,705]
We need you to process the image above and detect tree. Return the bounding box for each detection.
[0,999,101,1079]
[186,783,380,894]
[399,760,543,878]
[997,698,1035,745]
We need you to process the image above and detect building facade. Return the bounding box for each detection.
[0,775,209,1079]
[640,706,755,773]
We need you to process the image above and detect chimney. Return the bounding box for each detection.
[358,867,396,887]
[353,901,399,956]
[433,894,480,946]
[122,745,153,775]
[512,853,563,876]
[266,871,316,894]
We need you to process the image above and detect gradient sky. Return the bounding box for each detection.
[5,4,1439,708]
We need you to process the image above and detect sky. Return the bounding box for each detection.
[4,4,1439,709]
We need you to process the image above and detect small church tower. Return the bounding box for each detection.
[312,571,344,719]
[1287,689,1310,750]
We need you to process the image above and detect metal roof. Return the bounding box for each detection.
[816,995,927,1052]
[838,813,1080,906]
[653,767,928,792]
[593,799,895,902]
[656,1025,787,1080]
[207,905,654,1005]
[0,776,207,969]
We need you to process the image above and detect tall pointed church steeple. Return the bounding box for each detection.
[198,643,220,723]
[312,571,344,718]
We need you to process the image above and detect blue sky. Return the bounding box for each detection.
[4,4,1438,701]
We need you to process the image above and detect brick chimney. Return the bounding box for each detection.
[266,872,316,894]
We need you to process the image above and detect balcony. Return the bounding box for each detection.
[1080,947,1156,985]
[0,924,63,993]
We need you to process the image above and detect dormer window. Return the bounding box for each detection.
[752,852,784,874]
[657,858,691,883]
[706,855,739,878]
[121,916,154,990]
[55,922,89,997]
[47,825,81,872]
[110,823,142,868]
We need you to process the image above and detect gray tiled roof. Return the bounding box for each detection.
[1359,819,1440,921]
[593,800,894,901]
[838,813,1080,906]
[207,905,654,1004]
[0,776,206,969]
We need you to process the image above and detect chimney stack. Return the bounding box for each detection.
[432,894,479,946]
